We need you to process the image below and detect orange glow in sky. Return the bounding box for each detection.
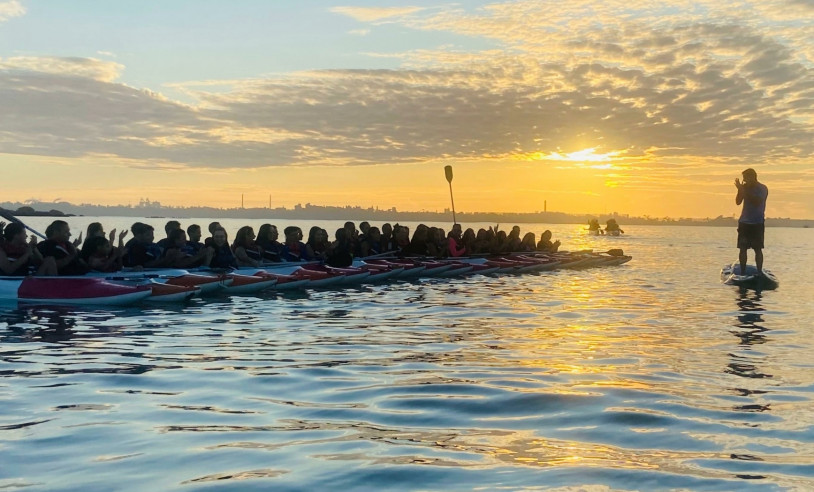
[1,2,812,219]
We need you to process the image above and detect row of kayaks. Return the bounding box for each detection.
[0,250,632,306]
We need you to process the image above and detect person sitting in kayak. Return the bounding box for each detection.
[306,226,330,261]
[156,220,181,253]
[232,226,263,267]
[358,221,371,252]
[588,219,604,235]
[80,236,124,272]
[206,228,237,269]
[327,228,354,267]
[185,224,205,255]
[360,226,383,257]
[493,230,509,254]
[0,223,57,276]
[123,222,178,269]
[447,224,466,257]
[204,221,222,247]
[256,224,283,262]
[80,222,128,266]
[461,228,476,255]
[431,227,449,258]
[536,230,561,253]
[520,232,537,252]
[163,228,212,268]
[506,226,523,251]
[380,223,394,252]
[391,224,410,254]
[406,224,431,256]
[343,221,361,257]
[281,226,311,262]
[37,220,89,275]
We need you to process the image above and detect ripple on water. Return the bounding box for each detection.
[2,226,814,490]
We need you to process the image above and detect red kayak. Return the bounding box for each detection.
[2,277,152,306]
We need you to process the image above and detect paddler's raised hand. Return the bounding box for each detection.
[118,229,129,245]
[29,242,43,262]
[109,229,116,244]
[734,178,743,190]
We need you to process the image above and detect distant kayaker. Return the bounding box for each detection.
[605,219,624,235]
[735,168,769,275]
[588,219,604,235]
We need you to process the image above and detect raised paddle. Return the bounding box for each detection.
[0,208,47,240]
[444,165,457,224]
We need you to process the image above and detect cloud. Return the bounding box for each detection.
[330,6,424,22]
[0,0,24,23]
[348,29,370,36]
[0,56,124,82]
[0,1,813,174]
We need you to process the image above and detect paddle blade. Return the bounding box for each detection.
[444,165,453,183]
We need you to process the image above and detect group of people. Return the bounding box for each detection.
[587,218,624,235]
[0,218,562,276]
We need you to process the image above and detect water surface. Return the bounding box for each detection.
[1,223,813,491]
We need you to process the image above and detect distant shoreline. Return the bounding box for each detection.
[2,203,812,228]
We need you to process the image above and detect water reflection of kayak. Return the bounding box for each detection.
[721,263,779,290]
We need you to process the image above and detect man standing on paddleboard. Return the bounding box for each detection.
[735,168,768,275]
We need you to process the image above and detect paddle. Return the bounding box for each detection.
[444,165,457,224]
[0,208,47,240]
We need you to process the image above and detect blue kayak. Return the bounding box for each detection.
[721,263,779,290]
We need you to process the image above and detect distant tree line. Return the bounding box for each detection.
[1,201,811,228]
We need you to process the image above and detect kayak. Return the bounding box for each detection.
[1,276,152,306]
[721,263,779,290]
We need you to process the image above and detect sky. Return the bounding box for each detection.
[1,0,813,219]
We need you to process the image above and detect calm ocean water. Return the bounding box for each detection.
[2,218,813,491]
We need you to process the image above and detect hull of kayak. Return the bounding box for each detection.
[1,277,152,306]
[223,274,278,294]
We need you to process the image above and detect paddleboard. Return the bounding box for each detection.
[721,263,778,290]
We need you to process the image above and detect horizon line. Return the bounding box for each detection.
[2,200,812,223]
